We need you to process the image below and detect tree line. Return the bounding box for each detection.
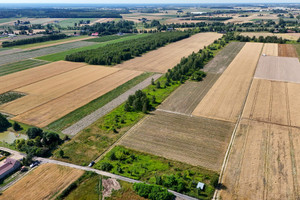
[2,34,67,47]
[80,20,135,35]
[65,31,190,65]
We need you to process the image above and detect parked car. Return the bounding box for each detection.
[29,161,40,168]
[20,166,28,172]
[88,161,95,167]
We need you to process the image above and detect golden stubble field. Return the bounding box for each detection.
[262,43,278,56]
[1,163,84,200]
[192,42,263,123]
[116,32,222,73]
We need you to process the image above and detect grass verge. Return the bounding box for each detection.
[84,34,135,43]
[36,34,148,62]
[47,72,154,132]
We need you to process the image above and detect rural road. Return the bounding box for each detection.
[62,73,162,136]
[0,147,198,200]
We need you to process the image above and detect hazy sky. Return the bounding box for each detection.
[0,0,299,3]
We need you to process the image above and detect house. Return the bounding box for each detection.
[91,32,99,36]
[0,158,21,180]
[197,182,205,190]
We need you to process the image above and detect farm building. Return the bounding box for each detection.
[0,158,21,180]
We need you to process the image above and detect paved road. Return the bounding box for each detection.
[0,147,198,200]
[62,73,162,136]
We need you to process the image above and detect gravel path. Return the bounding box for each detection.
[0,41,97,66]
[62,74,162,136]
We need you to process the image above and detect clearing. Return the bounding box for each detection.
[1,163,84,200]
[278,44,298,57]
[192,42,263,123]
[116,32,222,73]
[242,79,300,128]
[12,69,142,127]
[254,56,300,83]
[159,73,220,115]
[220,119,300,200]
[203,42,245,74]
[119,110,234,172]
[261,43,278,56]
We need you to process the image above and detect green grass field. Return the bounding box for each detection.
[52,75,180,165]
[95,146,218,200]
[13,36,89,49]
[0,59,49,76]
[37,34,148,62]
[84,34,135,43]
[57,18,98,28]
[0,18,17,24]
[47,72,153,132]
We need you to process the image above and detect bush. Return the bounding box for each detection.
[0,113,10,132]
[99,162,113,171]
[13,122,22,131]
[133,183,175,200]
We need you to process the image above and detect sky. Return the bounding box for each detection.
[0,0,299,4]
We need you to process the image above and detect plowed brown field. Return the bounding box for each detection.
[0,61,86,95]
[192,42,263,122]
[278,44,298,57]
[117,32,222,73]
[0,65,120,115]
[221,119,300,200]
[262,43,278,56]
[1,163,84,200]
[119,110,234,171]
[12,69,142,127]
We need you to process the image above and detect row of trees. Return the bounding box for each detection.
[81,20,135,35]
[124,90,151,113]
[235,34,289,43]
[2,34,67,47]
[65,31,190,65]
[133,183,175,200]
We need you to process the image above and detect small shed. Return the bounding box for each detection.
[197,182,205,190]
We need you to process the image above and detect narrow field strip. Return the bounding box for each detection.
[0,61,86,95]
[13,69,143,127]
[262,43,278,56]
[0,65,120,115]
[192,42,263,123]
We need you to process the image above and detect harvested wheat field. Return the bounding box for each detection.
[116,32,222,73]
[254,56,300,83]
[192,42,263,122]
[0,65,120,115]
[159,73,220,115]
[203,42,245,74]
[262,43,278,56]
[1,163,84,200]
[240,32,300,41]
[243,79,300,128]
[220,119,300,200]
[119,110,234,171]
[278,44,298,57]
[13,69,142,127]
[0,61,86,95]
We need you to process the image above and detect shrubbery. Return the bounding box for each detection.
[124,90,151,113]
[133,183,175,200]
[0,113,10,132]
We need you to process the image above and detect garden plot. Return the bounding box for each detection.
[278,44,298,57]
[221,119,300,200]
[1,163,84,200]
[262,43,278,56]
[0,61,86,95]
[192,42,263,123]
[242,79,300,128]
[117,32,222,73]
[254,56,300,83]
[12,69,142,127]
[158,73,220,115]
[119,110,234,172]
[0,65,120,115]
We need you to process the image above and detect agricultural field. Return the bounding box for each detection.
[1,163,84,200]
[262,43,278,56]
[117,32,222,73]
[30,18,65,25]
[254,56,300,83]
[192,42,263,122]
[240,32,300,40]
[0,48,23,56]
[159,73,220,115]
[84,34,135,43]
[0,41,97,66]
[119,110,234,171]
[220,119,300,200]
[89,18,116,25]
[55,18,99,28]
[203,42,245,74]
[0,91,25,105]
[12,69,142,127]
[242,79,300,128]
[278,44,298,57]
[0,59,49,77]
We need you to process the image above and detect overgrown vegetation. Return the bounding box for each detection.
[0,113,11,132]
[2,34,67,47]
[65,31,190,65]
[95,146,218,199]
[0,92,26,105]
[133,183,175,200]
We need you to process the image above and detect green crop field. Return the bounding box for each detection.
[57,18,98,28]
[37,34,148,62]
[84,34,135,42]
[0,59,49,76]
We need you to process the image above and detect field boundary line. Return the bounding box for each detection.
[156,108,192,117]
[213,43,263,200]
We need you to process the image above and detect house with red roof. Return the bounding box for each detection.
[0,158,21,180]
